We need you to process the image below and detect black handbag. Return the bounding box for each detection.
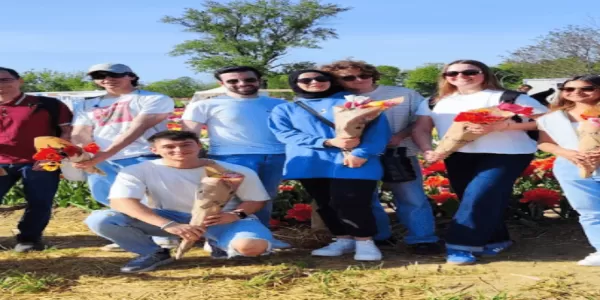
[380,147,417,182]
[380,96,417,182]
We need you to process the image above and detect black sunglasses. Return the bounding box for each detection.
[340,74,372,82]
[225,78,259,85]
[443,69,482,77]
[297,76,330,84]
[90,72,129,80]
[559,86,599,93]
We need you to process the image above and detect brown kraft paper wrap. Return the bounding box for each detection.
[577,121,600,178]
[433,107,514,158]
[174,162,245,260]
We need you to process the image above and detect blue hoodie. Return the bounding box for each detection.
[268,92,391,180]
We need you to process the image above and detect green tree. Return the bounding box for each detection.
[503,25,600,77]
[20,70,96,92]
[162,0,350,77]
[144,77,217,98]
[491,64,525,89]
[403,64,443,97]
[376,65,401,86]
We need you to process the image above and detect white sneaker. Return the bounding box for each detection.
[354,240,382,261]
[203,241,212,253]
[100,243,123,252]
[154,237,180,249]
[578,252,600,266]
[311,239,355,257]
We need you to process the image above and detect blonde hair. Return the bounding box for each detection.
[433,60,503,102]
[550,75,600,112]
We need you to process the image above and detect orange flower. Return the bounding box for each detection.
[167,123,182,131]
[423,175,450,187]
[520,188,561,207]
[83,143,100,154]
[284,203,312,222]
[429,192,458,204]
[532,157,555,171]
[279,185,294,192]
[32,148,63,162]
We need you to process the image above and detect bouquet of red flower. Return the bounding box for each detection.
[175,161,245,260]
[578,107,600,178]
[433,103,533,158]
[32,136,105,178]
[333,95,404,166]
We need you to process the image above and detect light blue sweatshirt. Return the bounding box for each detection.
[268,92,391,180]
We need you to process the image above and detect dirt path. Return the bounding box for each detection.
[1,207,599,300]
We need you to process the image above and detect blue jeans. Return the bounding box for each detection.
[0,163,60,242]
[444,153,533,252]
[372,156,438,244]
[554,157,600,251]
[87,155,159,206]
[85,209,274,256]
[208,154,285,227]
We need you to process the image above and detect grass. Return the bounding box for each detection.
[1,207,600,300]
[0,271,66,294]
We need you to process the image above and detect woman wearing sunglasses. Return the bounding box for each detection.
[537,75,600,266]
[321,60,442,255]
[268,70,391,261]
[412,60,548,265]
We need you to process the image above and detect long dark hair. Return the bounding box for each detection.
[551,75,600,111]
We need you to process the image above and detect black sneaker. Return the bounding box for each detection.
[374,237,398,248]
[407,242,444,255]
[120,249,174,273]
[14,241,46,253]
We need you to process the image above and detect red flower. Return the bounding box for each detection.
[284,203,312,222]
[83,143,100,154]
[167,123,182,130]
[278,185,294,192]
[520,188,561,207]
[423,175,450,187]
[497,103,534,116]
[454,110,506,124]
[429,192,458,204]
[32,148,63,162]
[62,145,80,157]
[521,164,537,177]
[424,161,446,174]
[269,219,287,228]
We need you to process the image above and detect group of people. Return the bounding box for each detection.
[1,58,600,273]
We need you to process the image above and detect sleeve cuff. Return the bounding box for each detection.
[350,148,369,158]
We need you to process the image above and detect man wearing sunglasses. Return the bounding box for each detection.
[322,60,442,255]
[0,67,72,252]
[181,66,288,248]
[70,63,175,251]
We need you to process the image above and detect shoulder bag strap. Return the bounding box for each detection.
[294,101,335,128]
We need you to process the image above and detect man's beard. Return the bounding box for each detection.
[228,85,259,96]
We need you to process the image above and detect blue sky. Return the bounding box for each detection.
[2,0,599,83]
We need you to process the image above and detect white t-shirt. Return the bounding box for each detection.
[108,160,270,215]
[72,90,174,160]
[361,85,425,156]
[416,89,549,154]
[182,95,286,155]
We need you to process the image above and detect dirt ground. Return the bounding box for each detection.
[1,207,600,300]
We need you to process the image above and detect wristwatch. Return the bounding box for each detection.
[232,210,248,219]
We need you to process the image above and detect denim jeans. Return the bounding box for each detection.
[85,209,273,256]
[444,152,533,252]
[86,155,159,206]
[553,157,600,251]
[372,156,438,244]
[0,163,60,242]
[208,154,285,227]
